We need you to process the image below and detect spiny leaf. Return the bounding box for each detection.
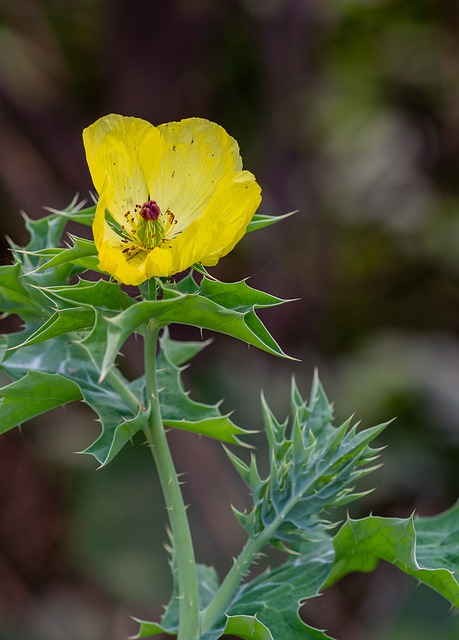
[22,210,67,254]
[163,416,250,444]
[226,533,335,640]
[416,499,459,578]
[0,263,43,318]
[76,310,114,373]
[5,280,133,356]
[129,620,168,638]
[156,331,253,445]
[18,235,99,273]
[9,307,95,350]
[3,210,88,318]
[45,200,95,226]
[0,371,82,433]
[36,278,134,311]
[160,332,211,366]
[224,446,252,486]
[326,503,459,608]
[197,278,287,312]
[99,276,292,380]
[1,325,251,461]
[222,615,274,639]
[83,405,151,468]
[229,377,388,546]
[1,338,145,466]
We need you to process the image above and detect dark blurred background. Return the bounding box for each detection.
[1,0,459,638]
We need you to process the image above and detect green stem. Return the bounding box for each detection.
[143,322,200,640]
[201,534,266,633]
[202,473,322,632]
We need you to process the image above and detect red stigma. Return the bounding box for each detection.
[139,200,161,221]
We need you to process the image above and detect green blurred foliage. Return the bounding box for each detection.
[1,0,459,638]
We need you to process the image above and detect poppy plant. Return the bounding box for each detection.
[1,114,458,640]
[83,114,261,285]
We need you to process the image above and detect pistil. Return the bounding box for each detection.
[137,200,166,249]
[139,200,161,221]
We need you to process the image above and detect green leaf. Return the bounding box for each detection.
[130,620,168,638]
[130,619,172,638]
[45,201,95,226]
[19,235,99,273]
[100,276,292,380]
[22,210,68,254]
[83,405,150,467]
[0,263,43,318]
[161,332,210,366]
[5,280,133,357]
[76,310,112,373]
[5,209,88,316]
[247,210,297,233]
[227,533,335,640]
[6,211,68,286]
[222,615,274,639]
[156,331,252,445]
[164,416,249,443]
[229,375,387,546]
[327,503,459,608]
[0,370,82,433]
[68,366,145,466]
[10,307,95,349]
[1,338,145,466]
[79,327,247,451]
[197,278,287,312]
[416,500,459,581]
[38,278,135,311]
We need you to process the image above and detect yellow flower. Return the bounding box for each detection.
[83,114,261,285]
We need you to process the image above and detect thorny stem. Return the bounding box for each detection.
[142,282,200,640]
[200,535,265,633]
[200,523,280,634]
[201,494,301,632]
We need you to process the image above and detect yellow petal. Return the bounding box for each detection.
[140,118,243,231]
[83,114,160,224]
[93,187,150,285]
[85,114,262,284]
[177,170,261,265]
[142,170,261,277]
[198,171,262,265]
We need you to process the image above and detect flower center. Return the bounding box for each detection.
[112,198,180,260]
[139,200,161,222]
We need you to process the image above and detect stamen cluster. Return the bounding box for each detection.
[114,199,179,258]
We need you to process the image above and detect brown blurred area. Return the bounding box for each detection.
[1,1,459,638]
